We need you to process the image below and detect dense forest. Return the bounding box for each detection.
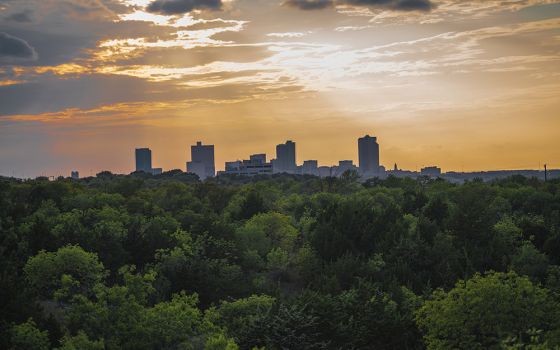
[1,171,560,349]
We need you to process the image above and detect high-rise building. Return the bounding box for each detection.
[135,148,152,173]
[358,135,380,176]
[71,171,79,180]
[187,141,215,180]
[274,140,296,173]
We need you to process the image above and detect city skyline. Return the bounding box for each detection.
[1,0,559,177]
[1,132,558,179]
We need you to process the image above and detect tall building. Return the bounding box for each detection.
[274,140,296,173]
[135,148,152,173]
[358,135,380,176]
[71,171,79,180]
[187,141,215,180]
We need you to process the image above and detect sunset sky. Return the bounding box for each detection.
[1,0,559,177]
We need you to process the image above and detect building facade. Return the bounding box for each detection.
[274,140,297,173]
[220,153,273,176]
[358,135,380,176]
[187,141,215,180]
[135,148,152,173]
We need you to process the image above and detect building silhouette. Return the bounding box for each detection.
[358,135,380,176]
[135,148,152,173]
[301,160,319,176]
[274,140,296,173]
[71,171,79,180]
[221,153,273,176]
[187,141,215,180]
[421,166,442,178]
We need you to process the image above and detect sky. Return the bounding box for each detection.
[0,0,559,177]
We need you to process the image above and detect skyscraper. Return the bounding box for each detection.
[274,140,296,173]
[187,141,215,180]
[358,135,380,176]
[135,148,152,173]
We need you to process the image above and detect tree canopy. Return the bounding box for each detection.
[1,173,560,349]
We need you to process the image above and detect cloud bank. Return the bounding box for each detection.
[0,32,38,63]
[284,0,434,11]
[147,0,222,14]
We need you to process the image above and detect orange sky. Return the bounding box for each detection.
[0,0,559,177]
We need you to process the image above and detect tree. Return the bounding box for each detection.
[24,245,106,300]
[416,271,560,350]
[56,332,104,350]
[235,212,298,258]
[10,319,50,350]
[206,295,275,349]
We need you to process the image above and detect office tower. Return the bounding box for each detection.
[358,135,380,176]
[135,148,152,173]
[187,141,215,180]
[274,140,296,173]
[71,171,79,180]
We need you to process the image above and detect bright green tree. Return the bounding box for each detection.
[416,271,560,350]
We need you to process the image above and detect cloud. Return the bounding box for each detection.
[147,0,222,14]
[285,0,434,11]
[0,32,38,63]
[4,10,33,23]
[284,0,333,10]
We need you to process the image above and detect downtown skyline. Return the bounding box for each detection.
[0,0,559,178]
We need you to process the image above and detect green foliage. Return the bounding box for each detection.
[24,245,106,299]
[56,332,104,350]
[236,212,298,257]
[204,334,239,350]
[207,295,275,349]
[10,319,50,350]
[416,271,560,350]
[2,174,560,349]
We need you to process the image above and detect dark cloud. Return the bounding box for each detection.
[285,0,434,11]
[284,0,333,10]
[5,10,33,23]
[147,0,222,15]
[0,32,37,62]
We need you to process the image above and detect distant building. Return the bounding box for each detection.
[301,160,319,176]
[135,148,164,175]
[334,160,358,176]
[274,140,296,174]
[358,135,380,176]
[421,166,442,178]
[71,171,79,180]
[318,166,332,178]
[187,141,215,180]
[220,153,273,176]
[135,148,152,173]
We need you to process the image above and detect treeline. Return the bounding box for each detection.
[1,172,560,349]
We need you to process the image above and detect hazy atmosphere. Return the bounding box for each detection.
[1,0,559,177]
